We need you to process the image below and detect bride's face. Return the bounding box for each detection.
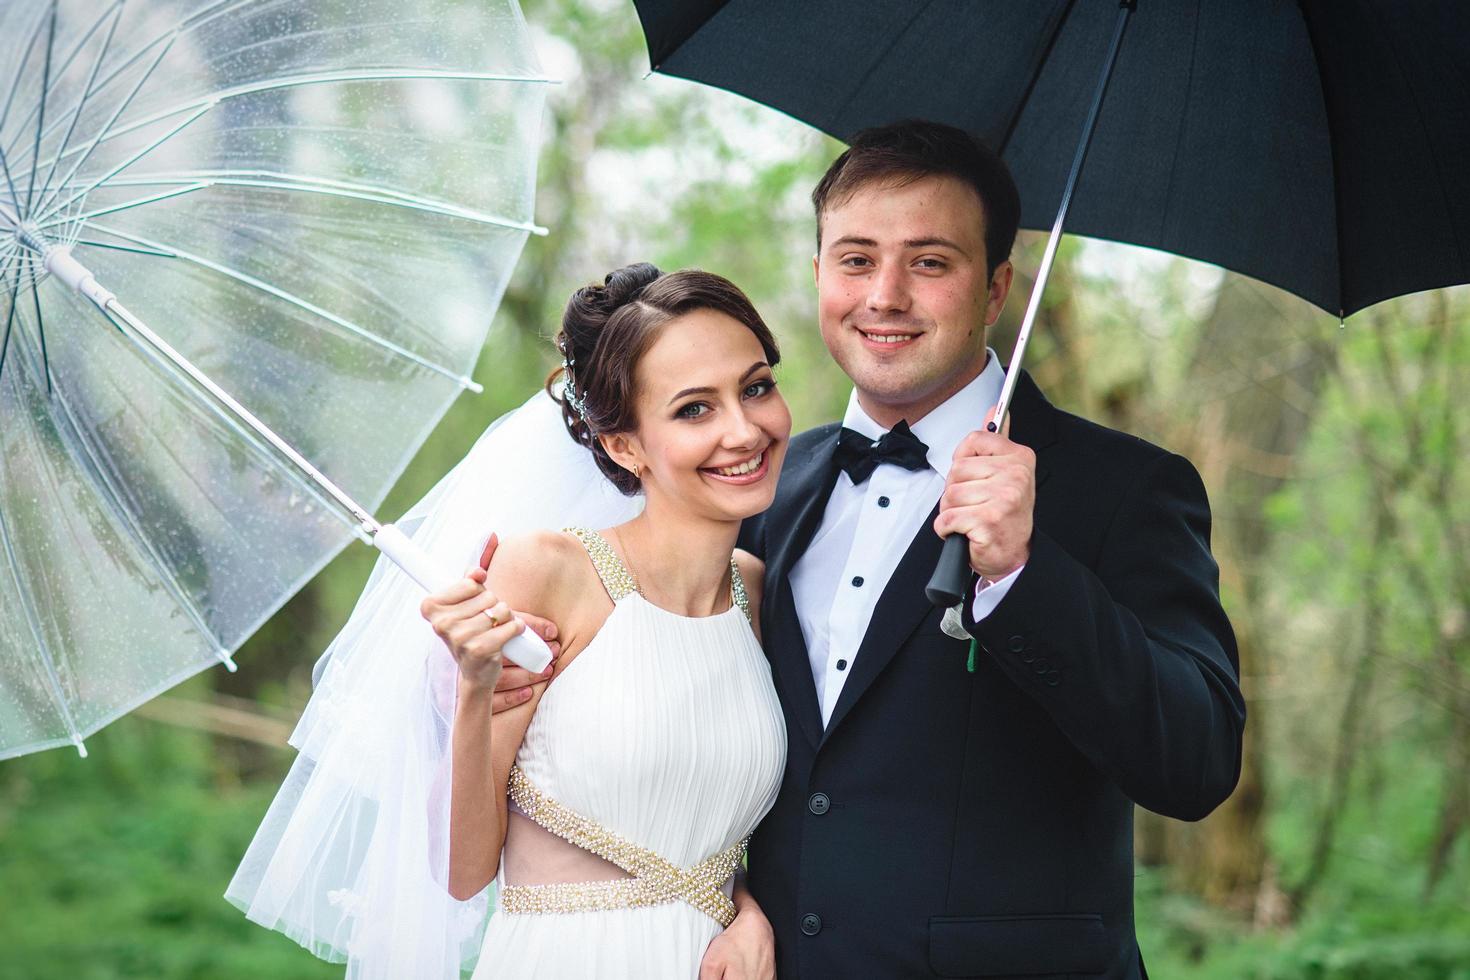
[606,308,790,522]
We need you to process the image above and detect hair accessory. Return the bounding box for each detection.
[559,338,591,425]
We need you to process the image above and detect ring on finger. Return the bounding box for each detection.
[487,610,503,627]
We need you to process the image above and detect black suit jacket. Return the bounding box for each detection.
[738,372,1244,979]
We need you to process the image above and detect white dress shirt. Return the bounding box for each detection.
[790,352,1023,726]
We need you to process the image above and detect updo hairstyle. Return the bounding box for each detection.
[548,263,781,496]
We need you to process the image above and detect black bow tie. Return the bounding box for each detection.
[834,421,930,485]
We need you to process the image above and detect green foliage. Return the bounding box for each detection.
[0,688,335,980]
[3,0,1467,977]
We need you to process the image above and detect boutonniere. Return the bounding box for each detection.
[940,604,979,673]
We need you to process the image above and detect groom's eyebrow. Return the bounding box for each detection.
[905,236,970,255]
[666,362,770,405]
[827,234,970,256]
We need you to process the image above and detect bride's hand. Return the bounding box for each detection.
[420,571,525,691]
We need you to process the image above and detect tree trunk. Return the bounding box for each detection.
[1145,274,1337,918]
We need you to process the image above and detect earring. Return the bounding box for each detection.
[631,463,641,479]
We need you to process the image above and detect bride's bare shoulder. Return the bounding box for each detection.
[485,530,594,617]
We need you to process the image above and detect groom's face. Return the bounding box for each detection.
[814,174,1012,426]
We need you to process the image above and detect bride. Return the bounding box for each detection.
[228,263,789,980]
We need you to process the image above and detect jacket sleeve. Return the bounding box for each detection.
[962,450,1245,821]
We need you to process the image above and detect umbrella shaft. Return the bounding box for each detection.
[32,243,380,535]
[927,1,1135,610]
[102,294,382,534]
[992,0,1135,433]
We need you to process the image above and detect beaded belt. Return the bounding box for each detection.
[501,766,748,927]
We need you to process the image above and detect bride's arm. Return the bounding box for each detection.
[423,531,579,900]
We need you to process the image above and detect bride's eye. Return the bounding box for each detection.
[675,401,710,419]
[743,379,775,399]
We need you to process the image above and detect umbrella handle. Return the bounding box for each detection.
[925,533,973,609]
[373,524,555,673]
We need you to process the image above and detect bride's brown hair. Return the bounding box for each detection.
[547,263,780,496]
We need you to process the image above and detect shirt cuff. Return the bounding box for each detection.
[970,565,1024,622]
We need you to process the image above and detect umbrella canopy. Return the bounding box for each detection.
[0,0,549,759]
[632,0,1470,318]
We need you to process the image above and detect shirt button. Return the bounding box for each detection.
[808,792,831,815]
[877,496,890,508]
[801,913,822,936]
[836,659,848,671]
[851,576,864,587]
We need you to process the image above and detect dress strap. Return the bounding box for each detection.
[729,557,750,622]
[565,527,641,601]
[568,527,749,619]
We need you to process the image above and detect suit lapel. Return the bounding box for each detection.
[819,370,1061,743]
[763,425,841,750]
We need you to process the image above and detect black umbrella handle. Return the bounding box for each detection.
[925,533,974,608]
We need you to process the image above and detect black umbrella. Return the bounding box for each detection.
[632,0,1470,605]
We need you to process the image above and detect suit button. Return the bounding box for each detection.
[808,792,830,815]
[801,913,822,936]
[1033,658,1050,672]
[1007,635,1026,653]
[1045,669,1062,687]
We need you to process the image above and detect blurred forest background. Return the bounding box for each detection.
[2,0,1467,977]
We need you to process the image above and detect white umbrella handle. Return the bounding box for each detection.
[373,524,554,673]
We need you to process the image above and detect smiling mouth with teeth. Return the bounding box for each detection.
[860,331,918,344]
[712,451,764,477]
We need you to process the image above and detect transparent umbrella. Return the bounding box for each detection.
[0,0,554,760]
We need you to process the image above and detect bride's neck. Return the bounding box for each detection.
[612,498,740,617]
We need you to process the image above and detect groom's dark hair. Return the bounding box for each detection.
[812,119,1021,281]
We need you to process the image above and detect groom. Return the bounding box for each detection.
[726,120,1244,979]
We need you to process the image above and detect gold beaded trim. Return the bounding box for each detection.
[729,557,750,622]
[503,766,747,927]
[566,527,750,622]
[566,527,641,601]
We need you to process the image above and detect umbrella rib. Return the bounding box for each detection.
[0,495,89,758]
[37,181,210,228]
[42,170,545,234]
[26,32,180,222]
[12,68,553,198]
[1364,7,1469,290]
[826,2,935,133]
[42,362,238,672]
[995,0,1078,156]
[29,273,53,395]
[0,4,50,137]
[87,220,487,392]
[0,0,126,167]
[72,237,177,258]
[36,103,212,225]
[22,1,60,214]
[0,269,19,379]
[32,2,129,215]
[1,0,242,162]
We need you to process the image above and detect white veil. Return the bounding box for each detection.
[226,389,643,979]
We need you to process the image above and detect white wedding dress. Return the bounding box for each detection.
[472,528,787,979]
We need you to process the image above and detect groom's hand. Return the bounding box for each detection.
[477,533,561,713]
[699,884,775,980]
[934,404,1034,580]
